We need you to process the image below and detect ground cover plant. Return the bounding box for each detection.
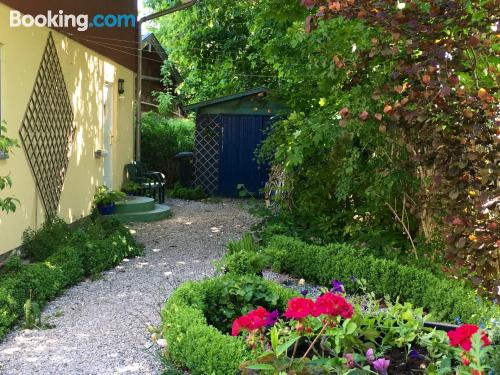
[168,182,205,200]
[0,215,142,339]
[161,274,499,375]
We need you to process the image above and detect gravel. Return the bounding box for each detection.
[0,198,258,375]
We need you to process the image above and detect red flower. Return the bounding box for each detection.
[447,324,491,352]
[284,297,315,319]
[312,292,353,319]
[231,307,275,336]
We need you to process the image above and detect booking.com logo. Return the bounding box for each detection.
[10,10,136,32]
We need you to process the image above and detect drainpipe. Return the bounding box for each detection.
[135,0,198,161]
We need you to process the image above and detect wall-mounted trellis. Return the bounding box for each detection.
[19,32,75,216]
[194,115,221,195]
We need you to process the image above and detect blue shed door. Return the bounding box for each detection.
[219,115,270,196]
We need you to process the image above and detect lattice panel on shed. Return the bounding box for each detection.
[194,115,221,195]
[19,32,75,216]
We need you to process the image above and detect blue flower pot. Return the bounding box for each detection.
[98,203,116,215]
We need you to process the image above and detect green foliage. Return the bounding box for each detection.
[121,180,141,194]
[221,251,268,276]
[161,274,296,375]
[227,234,257,255]
[0,244,83,338]
[220,234,268,275]
[93,186,126,207]
[23,297,41,329]
[141,112,195,186]
[150,0,499,290]
[0,256,24,275]
[0,121,20,213]
[168,183,205,200]
[266,236,499,324]
[0,217,141,340]
[22,216,71,262]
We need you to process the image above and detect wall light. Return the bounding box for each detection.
[118,79,125,96]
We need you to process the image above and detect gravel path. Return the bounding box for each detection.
[0,199,257,375]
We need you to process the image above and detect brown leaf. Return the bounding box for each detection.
[378,125,387,133]
[478,88,488,100]
[383,104,393,114]
[374,113,383,121]
[467,35,480,48]
[339,119,348,128]
[332,55,345,68]
[422,74,431,84]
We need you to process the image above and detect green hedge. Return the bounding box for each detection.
[266,236,499,324]
[161,274,296,375]
[0,217,142,339]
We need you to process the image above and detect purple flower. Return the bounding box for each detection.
[331,280,344,294]
[265,310,279,327]
[372,358,390,375]
[409,349,424,361]
[300,289,308,297]
[344,353,355,368]
[366,348,375,363]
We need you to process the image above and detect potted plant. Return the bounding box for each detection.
[122,180,141,196]
[93,186,125,215]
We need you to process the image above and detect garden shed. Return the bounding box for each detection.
[184,87,287,196]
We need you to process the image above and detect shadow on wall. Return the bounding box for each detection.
[57,35,106,222]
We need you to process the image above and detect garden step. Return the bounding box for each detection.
[110,204,172,223]
[115,196,155,214]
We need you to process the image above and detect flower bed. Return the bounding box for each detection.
[0,216,142,339]
[161,274,499,374]
[161,274,296,374]
[265,236,499,324]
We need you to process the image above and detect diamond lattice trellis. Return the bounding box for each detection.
[194,115,221,195]
[19,32,75,216]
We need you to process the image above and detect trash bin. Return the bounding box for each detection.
[175,152,194,187]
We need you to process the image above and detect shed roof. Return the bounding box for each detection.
[184,87,288,116]
[184,87,270,111]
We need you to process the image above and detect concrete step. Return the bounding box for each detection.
[115,196,155,214]
[111,204,172,223]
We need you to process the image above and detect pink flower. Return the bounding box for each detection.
[344,353,355,368]
[231,307,276,336]
[372,358,390,375]
[366,348,375,363]
[284,297,315,319]
[447,324,490,352]
[312,292,354,319]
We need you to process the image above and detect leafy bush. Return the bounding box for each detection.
[141,113,195,186]
[220,234,268,275]
[266,236,499,324]
[0,216,141,339]
[0,245,82,338]
[222,251,268,276]
[227,233,257,254]
[161,274,296,375]
[22,216,71,261]
[168,183,205,200]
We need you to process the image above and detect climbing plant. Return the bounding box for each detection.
[299,0,499,291]
[0,121,19,213]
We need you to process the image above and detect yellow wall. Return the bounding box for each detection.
[0,2,135,254]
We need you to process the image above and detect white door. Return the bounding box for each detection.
[103,83,113,188]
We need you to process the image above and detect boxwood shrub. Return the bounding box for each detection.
[266,235,499,324]
[0,216,142,340]
[161,274,296,375]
